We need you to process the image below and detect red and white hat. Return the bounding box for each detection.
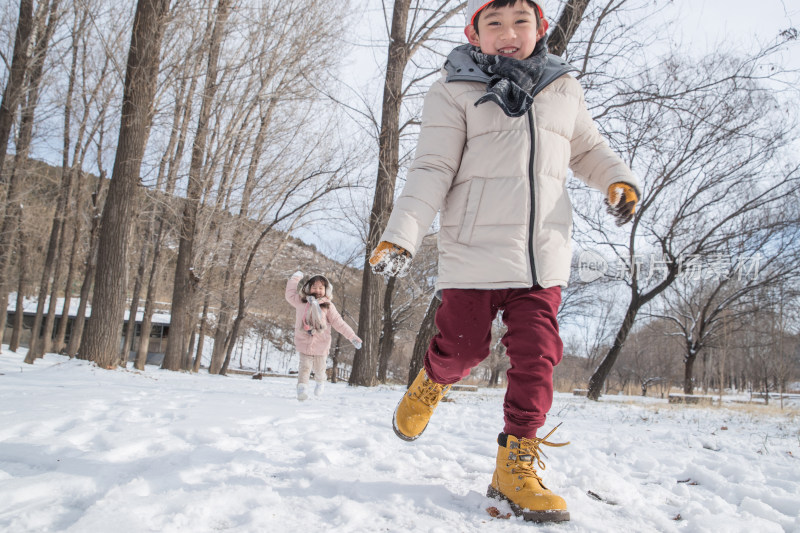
[465,0,548,32]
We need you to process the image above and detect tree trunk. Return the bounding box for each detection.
[0,0,34,337]
[79,0,171,368]
[37,1,82,358]
[489,368,500,387]
[6,2,60,362]
[192,296,210,372]
[377,276,397,383]
[185,321,197,368]
[330,331,342,384]
[122,239,148,363]
[0,195,24,341]
[54,6,94,354]
[0,0,33,180]
[330,285,348,384]
[180,306,198,371]
[351,0,411,387]
[54,209,81,353]
[8,236,28,351]
[37,216,69,357]
[25,211,59,362]
[407,296,440,388]
[256,336,263,372]
[683,351,697,395]
[134,219,165,370]
[134,71,196,370]
[163,0,231,371]
[209,100,272,374]
[220,314,241,377]
[587,298,639,400]
[66,178,105,357]
[547,0,591,57]
[209,268,233,373]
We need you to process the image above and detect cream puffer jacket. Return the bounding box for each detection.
[380,46,638,290]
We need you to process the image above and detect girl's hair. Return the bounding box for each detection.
[300,275,331,307]
[473,0,542,34]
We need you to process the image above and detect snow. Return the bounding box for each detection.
[1,348,798,533]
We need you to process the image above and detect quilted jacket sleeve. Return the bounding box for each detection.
[568,79,639,194]
[380,78,466,256]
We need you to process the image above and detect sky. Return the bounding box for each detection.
[678,0,797,54]
[1,347,798,532]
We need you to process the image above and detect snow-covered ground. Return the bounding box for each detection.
[1,348,798,533]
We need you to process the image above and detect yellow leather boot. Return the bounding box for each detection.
[392,369,450,441]
[487,427,570,523]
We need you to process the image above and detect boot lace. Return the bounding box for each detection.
[414,377,450,406]
[513,424,570,482]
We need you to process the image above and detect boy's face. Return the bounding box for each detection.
[465,1,545,60]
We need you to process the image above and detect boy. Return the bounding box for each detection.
[369,0,639,523]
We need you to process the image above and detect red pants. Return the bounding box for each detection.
[424,286,563,439]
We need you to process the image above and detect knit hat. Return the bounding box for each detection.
[465,0,548,32]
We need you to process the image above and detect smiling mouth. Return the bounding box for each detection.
[497,47,519,56]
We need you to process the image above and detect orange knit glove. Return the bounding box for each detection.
[369,241,412,278]
[605,182,639,226]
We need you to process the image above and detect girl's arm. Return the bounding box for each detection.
[285,272,304,308]
[327,303,358,342]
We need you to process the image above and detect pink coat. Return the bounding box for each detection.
[285,276,357,356]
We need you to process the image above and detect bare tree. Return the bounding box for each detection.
[3,0,61,363]
[547,0,591,57]
[7,234,29,351]
[582,44,800,399]
[161,0,232,371]
[58,2,129,357]
[350,0,467,387]
[613,320,680,397]
[655,226,800,395]
[65,172,107,356]
[78,0,171,368]
[134,51,201,370]
[0,0,33,181]
[33,0,93,360]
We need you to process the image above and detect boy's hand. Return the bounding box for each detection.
[369,241,412,278]
[351,336,362,350]
[605,183,639,226]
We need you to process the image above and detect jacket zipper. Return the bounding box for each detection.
[526,110,538,286]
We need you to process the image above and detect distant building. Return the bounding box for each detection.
[4,297,171,365]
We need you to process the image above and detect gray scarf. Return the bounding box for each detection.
[303,296,327,335]
[470,38,549,117]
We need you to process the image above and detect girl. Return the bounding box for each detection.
[285,271,361,400]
